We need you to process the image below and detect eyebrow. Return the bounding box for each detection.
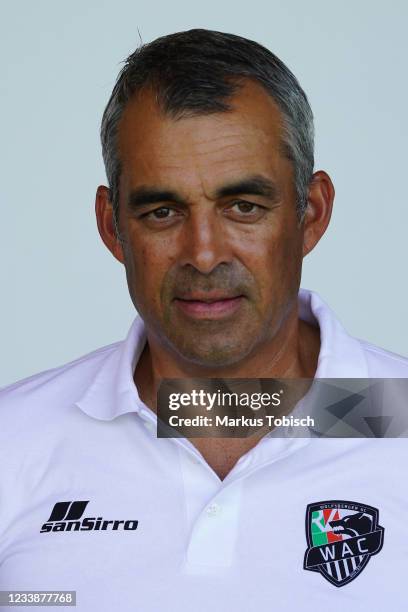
[215,175,281,201]
[127,187,184,209]
[126,174,281,210]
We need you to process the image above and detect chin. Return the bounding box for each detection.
[172,338,255,369]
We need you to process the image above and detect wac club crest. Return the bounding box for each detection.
[303,500,384,587]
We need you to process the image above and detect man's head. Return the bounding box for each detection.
[101,29,315,225]
[96,29,333,368]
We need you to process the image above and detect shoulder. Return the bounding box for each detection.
[0,341,121,431]
[357,338,408,377]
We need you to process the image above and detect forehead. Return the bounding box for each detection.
[117,79,290,195]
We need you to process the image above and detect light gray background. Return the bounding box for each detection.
[1,0,407,387]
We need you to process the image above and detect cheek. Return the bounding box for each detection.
[125,235,175,307]
[235,225,302,295]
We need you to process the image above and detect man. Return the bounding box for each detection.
[0,29,407,610]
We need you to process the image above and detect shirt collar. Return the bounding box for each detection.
[76,288,369,421]
[299,289,368,378]
[75,318,147,421]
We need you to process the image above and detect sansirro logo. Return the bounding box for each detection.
[40,501,138,533]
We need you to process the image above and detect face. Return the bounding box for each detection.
[99,80,326,367]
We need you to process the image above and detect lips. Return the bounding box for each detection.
[175,291,242,302]
[174,294,244,319]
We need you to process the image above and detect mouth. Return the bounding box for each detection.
[173,294,245,320]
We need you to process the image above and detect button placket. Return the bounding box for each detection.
[184,482,243,572]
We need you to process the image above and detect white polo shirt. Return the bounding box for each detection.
[0,289,407,611]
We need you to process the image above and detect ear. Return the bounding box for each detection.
[302,170,335,257]
[95,185,125,264]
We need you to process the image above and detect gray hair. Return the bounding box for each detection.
[100,29,314,226]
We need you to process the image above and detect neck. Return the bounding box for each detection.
[134,305,321,412]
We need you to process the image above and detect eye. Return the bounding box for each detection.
[232,201,258,214]
[138,205,184,228]
[139,206,181,222]
[148,207,174,219]
[225,200,266,222]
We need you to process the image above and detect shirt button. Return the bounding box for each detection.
[206,503,221,517]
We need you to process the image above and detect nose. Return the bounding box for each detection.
[179,210,231,274]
